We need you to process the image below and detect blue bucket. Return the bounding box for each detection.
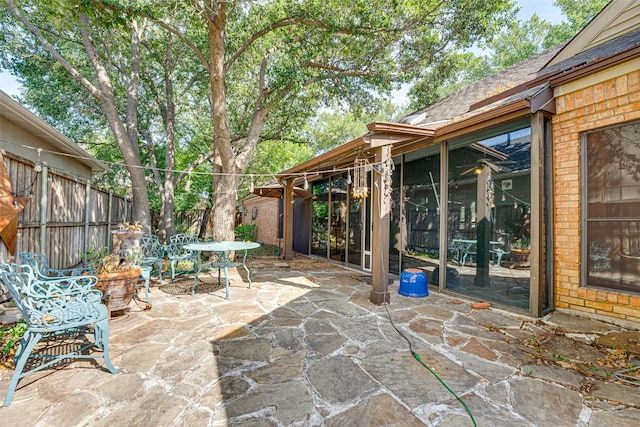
[399,269,428,298]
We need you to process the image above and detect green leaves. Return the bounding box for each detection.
[409,0,610,109]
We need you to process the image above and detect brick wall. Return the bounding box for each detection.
[553,59,640,325]
[241,196,280,246]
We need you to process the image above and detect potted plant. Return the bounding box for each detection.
[87,247,143,314]
[510,237,531,268]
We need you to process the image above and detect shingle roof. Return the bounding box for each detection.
[399,44,565,127]
[538,27,640,78]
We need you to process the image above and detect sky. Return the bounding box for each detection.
[0,0,564,98]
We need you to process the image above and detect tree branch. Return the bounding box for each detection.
[175,151,216,184]
[225,13,434,71]
[4,0,103,100]
[90,0,210,70]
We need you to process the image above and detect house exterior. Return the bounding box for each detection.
[241,194,280,246]
[242,188,312,253]
[546,2,640,325]
[276,0,640,326]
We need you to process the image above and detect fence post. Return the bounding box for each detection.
[107,191,113,252]
[38,164,49,254]
[84,179,91,264]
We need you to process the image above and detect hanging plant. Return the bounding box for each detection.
[352,158,369,199]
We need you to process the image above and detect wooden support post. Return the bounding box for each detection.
[370,145,391,305]
[530,111,545,316]
[107,191,113,253]
[282,179,295,260]
[38,165,48,254]
[474,165,491,287]
[84,179,91,264]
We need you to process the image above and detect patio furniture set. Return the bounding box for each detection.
[450,238,506,268]
[143,233,261,298]
[0,233,260,406]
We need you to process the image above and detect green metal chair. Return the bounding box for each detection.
[0,264,118,406]
[140,234,166,289]
[167,233,200,282]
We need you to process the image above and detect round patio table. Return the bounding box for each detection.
[184,241,261,299]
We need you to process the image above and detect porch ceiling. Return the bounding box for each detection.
[278,97,534,184]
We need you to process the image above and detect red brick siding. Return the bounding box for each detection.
[553,66,640,324]
[241,197,280,246]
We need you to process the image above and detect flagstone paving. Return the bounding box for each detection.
[1,255,640,426]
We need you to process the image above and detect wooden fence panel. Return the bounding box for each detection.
[175,210,204,235]
[1,155,132,302]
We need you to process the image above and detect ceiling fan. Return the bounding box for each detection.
[457,158,515,176]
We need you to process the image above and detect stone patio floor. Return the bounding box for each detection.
[1,255,640,426]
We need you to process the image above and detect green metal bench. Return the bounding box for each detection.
[166,233,200,283]
[0,264,118,406]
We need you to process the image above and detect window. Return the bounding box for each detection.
[584,121,640,293]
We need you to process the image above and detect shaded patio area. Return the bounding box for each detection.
[1,255,639,426]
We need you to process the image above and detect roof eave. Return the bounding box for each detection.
[549,44,640,87]
[278,136,367,179]
[0,91,108,172]
[434,99,532,139]
[278,123,438,180]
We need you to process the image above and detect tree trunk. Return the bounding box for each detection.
[163,32,178,238]
[199,203,212,240]
[210,172,239,242]
[207,2,238,242]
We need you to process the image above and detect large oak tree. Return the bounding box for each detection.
[2,0,514,241]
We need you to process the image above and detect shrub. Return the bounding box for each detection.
[1,321,26,368]
[235,224,257,241]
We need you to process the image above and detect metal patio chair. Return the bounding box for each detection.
[166,233,200,282]
[139,234,166,300]
[589,241,612,272]
[0,264,118,406]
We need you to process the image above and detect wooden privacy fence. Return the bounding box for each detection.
[175,209,205,235]
[1,155,132,302]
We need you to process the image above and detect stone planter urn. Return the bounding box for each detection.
[90,247,143,315]
[111,230,144,258]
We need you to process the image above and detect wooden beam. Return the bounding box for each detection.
[370,145,391,305]
[366,121,436,136]
[530,111,545,316]
[282,179,295,260]
[367,133,413,148]
[473,166,492,287]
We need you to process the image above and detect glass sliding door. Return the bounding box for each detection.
[447,129,532,310]
[390,158,402,275]
[311,180,329,257]
[347,170,372,269]
[363,192,372,271]
[400,150,441,279]
[348,198,363,268]
[330,175,348,262]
